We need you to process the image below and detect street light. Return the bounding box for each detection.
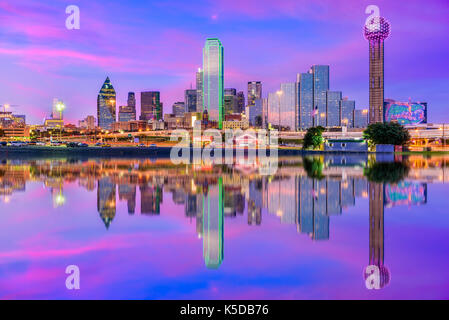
[56,102,65,141]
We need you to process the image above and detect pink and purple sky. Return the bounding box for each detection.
[0,0,448,124]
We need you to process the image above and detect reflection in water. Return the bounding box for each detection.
[0,155,447,288]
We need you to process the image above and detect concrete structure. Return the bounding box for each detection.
[324,139,368,152]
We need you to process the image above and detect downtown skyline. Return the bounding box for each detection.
[0,0,448,125]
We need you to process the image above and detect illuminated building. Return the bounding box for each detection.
[236,91,245,114]
[140,91,163,121]
[127,92,136,113]
[196,68,203,112]
[280,83,297,131]
[247,81,262,107]
[97,77,116,130]
[224,88,238,115]
[172,102,185,116]
[312,65,330,127]
[340,99,355,127]
[354,109,369,128]
[364,16,391,124]
[203,38,224,129]
[118,105,136,123]
[78,115,96,130]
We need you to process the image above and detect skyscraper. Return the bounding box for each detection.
[340,99,355,127]
[97,77,116,130]
[311,65,330,127]
[118,105,136,122]
[298,72,314,130]
[236,91,245,114]
[364,16,390,124]
[97,177,116,229]
[185,89,197,113]
[127,92,136,112]
[326,91,342,127]
[140,91,163,121]
[247,81,262,106]
[196,68,203,112]
[203,38,224,129]
[280,82,297,131]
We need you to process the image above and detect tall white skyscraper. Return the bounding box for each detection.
[203,38,224,129]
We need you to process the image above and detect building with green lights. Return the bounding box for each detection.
[203,38,224,129]
[97,77,116,130]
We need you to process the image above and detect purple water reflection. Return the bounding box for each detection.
[0,156,448,299]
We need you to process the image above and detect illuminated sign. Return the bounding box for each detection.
[384,100,427,125]
[385,181,427,208]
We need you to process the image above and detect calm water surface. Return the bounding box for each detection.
[0,154,448,299]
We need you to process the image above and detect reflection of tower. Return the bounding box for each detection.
[364,182,390,289]
[203,178,224,269]
[118,184,136,214]
[364,16,390,124]
[97,177,116,229]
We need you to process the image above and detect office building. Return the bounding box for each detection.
[203,38,224,129]
[185,89,197,113]
[326,91,342,127]
[341,99,355,127]
[140,91,163,121]
[118,105,136,123]
[97,77,116,130]
[297,72,314,130]
[312,65,330,127]
[224,88,238,115]
[247,81,262,106]
[196,68,203,112]
[172,102,185,116]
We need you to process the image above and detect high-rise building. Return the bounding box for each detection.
[267,92,280,129]
[364,16,390,124]
[326,91,342,127]
[247,81,262,106]
[311,65,330,127]
[79,115,96,130]
[248,98,263,127]
[203,38,224,129]
[97,177,116,229]
[341,99,355,127]
[236,91,245,114]
[118,105,136,122]
[127,92,136,111]
[172,102,185,116]
[140,91,163,121]
[224,88,238,115]
[97,77,116,130]
[185,89,197,113]
[354,109,369,128]
[280,82,297,131]
[196,68,203,112]
[297,72,314,130]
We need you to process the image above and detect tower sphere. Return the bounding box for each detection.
[364,16,391,42]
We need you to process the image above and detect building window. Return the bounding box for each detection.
[341,143,346,148]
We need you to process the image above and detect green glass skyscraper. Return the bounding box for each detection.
[97,77,116,129]
[203,38,224,129]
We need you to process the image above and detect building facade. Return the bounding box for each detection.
[326,91,342,127]
[341,99,355,127]
[203,38,224,129]
[298,72,314,130]
[196,68,203,112]
[140,91,163,121]
[172,102,185,116]
[118,105,136,123]
[97,77,116,130]
[312,65,330,127]
[185,89,197,113]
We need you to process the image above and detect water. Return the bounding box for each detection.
[0,155,448,299]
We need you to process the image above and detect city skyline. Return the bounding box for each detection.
[0,0,448,125]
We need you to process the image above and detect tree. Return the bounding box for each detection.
[364,161,410,184]
[363,122,410,146]
[302,126,325,150]
[303,156,325,180]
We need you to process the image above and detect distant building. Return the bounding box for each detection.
[127,92,136,112]
[97,77,116,129]
[354,109,369,128]
[196,68,203,112]
[248,98,263,127]
[326,91,342,127]
[236,91,245,114]
[203,38,224,129]
[140,91,163,121]
[172,102,185,116]
[79,115,96,130]
[247,81,262,107]
[118,105,136,123]
[324,139,368,152]
[224,88,238,115]
[222,119,249,130]
[185,89,197,113]
[280,82,297,131]
[341,99,355,128]
[312,65,330,127]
